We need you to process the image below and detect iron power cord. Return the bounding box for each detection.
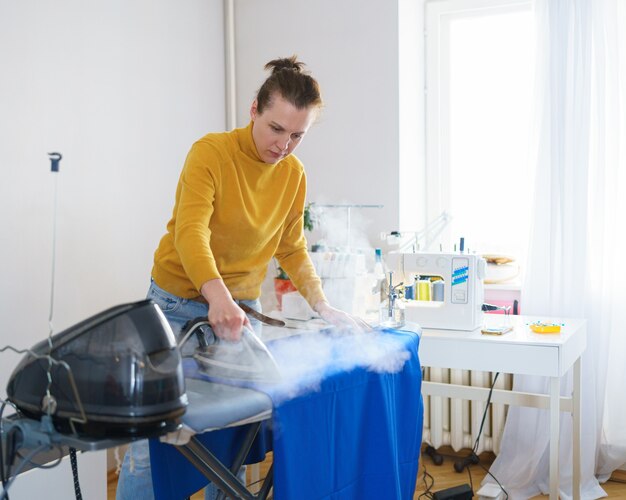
[0,446,5,500]
[417,450,436,499]
[0,400,72,499]
[0,408,7,500]
[0,401,9,500]
[15,446,63,470]
[69,447,83,500]
[4,427,23,493]
[0,444,48,500]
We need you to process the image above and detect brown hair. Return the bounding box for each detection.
[256,55,323,113]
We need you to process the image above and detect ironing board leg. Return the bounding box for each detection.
[215,424,261,500]
[176,437,254,500]
[176,423,274,500]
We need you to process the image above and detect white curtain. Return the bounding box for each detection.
[590,0,626,481]
[483,0,626,498]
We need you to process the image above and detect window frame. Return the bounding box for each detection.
[424,0,532,247]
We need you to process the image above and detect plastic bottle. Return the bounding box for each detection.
[373,248,389,302]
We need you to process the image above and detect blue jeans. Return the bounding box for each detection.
[116,280,260,500]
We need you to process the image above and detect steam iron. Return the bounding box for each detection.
[182,318,282,384]
[6,300,187,438]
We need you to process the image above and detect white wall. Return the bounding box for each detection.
[0,0,225,494]
[7,451,107,500]
[399,0,427,233]
[233,0,410,248]
[232,0,425,310]
[0,0,225,384]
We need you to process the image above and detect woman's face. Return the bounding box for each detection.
[250,94,317,164]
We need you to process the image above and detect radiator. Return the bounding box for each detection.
[422,368,513,454]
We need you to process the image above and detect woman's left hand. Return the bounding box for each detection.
[314,301,372,332]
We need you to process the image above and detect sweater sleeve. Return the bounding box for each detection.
[173,142,222,291]
[274,172,327,308]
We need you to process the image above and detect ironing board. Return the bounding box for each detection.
[150,326,423,500]
[150,379,274,499]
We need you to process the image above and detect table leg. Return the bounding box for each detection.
[549,377,560,500]
[573,358,581,500]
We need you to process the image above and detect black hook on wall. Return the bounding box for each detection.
[48,152,62,172]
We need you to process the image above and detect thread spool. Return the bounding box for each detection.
[432,280,445,302]
[417,279,431,301]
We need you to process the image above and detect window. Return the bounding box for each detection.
[425,0,534,261]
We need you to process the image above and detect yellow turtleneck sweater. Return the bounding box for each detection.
[151,121,326,308]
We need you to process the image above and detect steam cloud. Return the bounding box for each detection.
[265,328,411,404]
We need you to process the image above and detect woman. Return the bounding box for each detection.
[117,56,364,499]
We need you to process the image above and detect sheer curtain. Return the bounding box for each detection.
[590,0,626,482]
[483,0,626,498]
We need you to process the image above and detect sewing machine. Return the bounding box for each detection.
[386,251,486,331]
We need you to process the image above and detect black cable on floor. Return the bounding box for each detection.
[418,463,435,499]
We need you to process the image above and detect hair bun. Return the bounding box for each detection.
[265,55,305,74]
[256,55,322,113]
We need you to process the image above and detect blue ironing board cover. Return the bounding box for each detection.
[150,327,423,500]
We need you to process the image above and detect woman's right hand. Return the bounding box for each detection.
[314,300,372,332]
[200,279,251,341]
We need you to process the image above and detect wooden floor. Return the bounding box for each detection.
[412,447,626,499]
[107,447,626,499]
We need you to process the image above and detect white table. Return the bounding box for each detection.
[419,314,586,500]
